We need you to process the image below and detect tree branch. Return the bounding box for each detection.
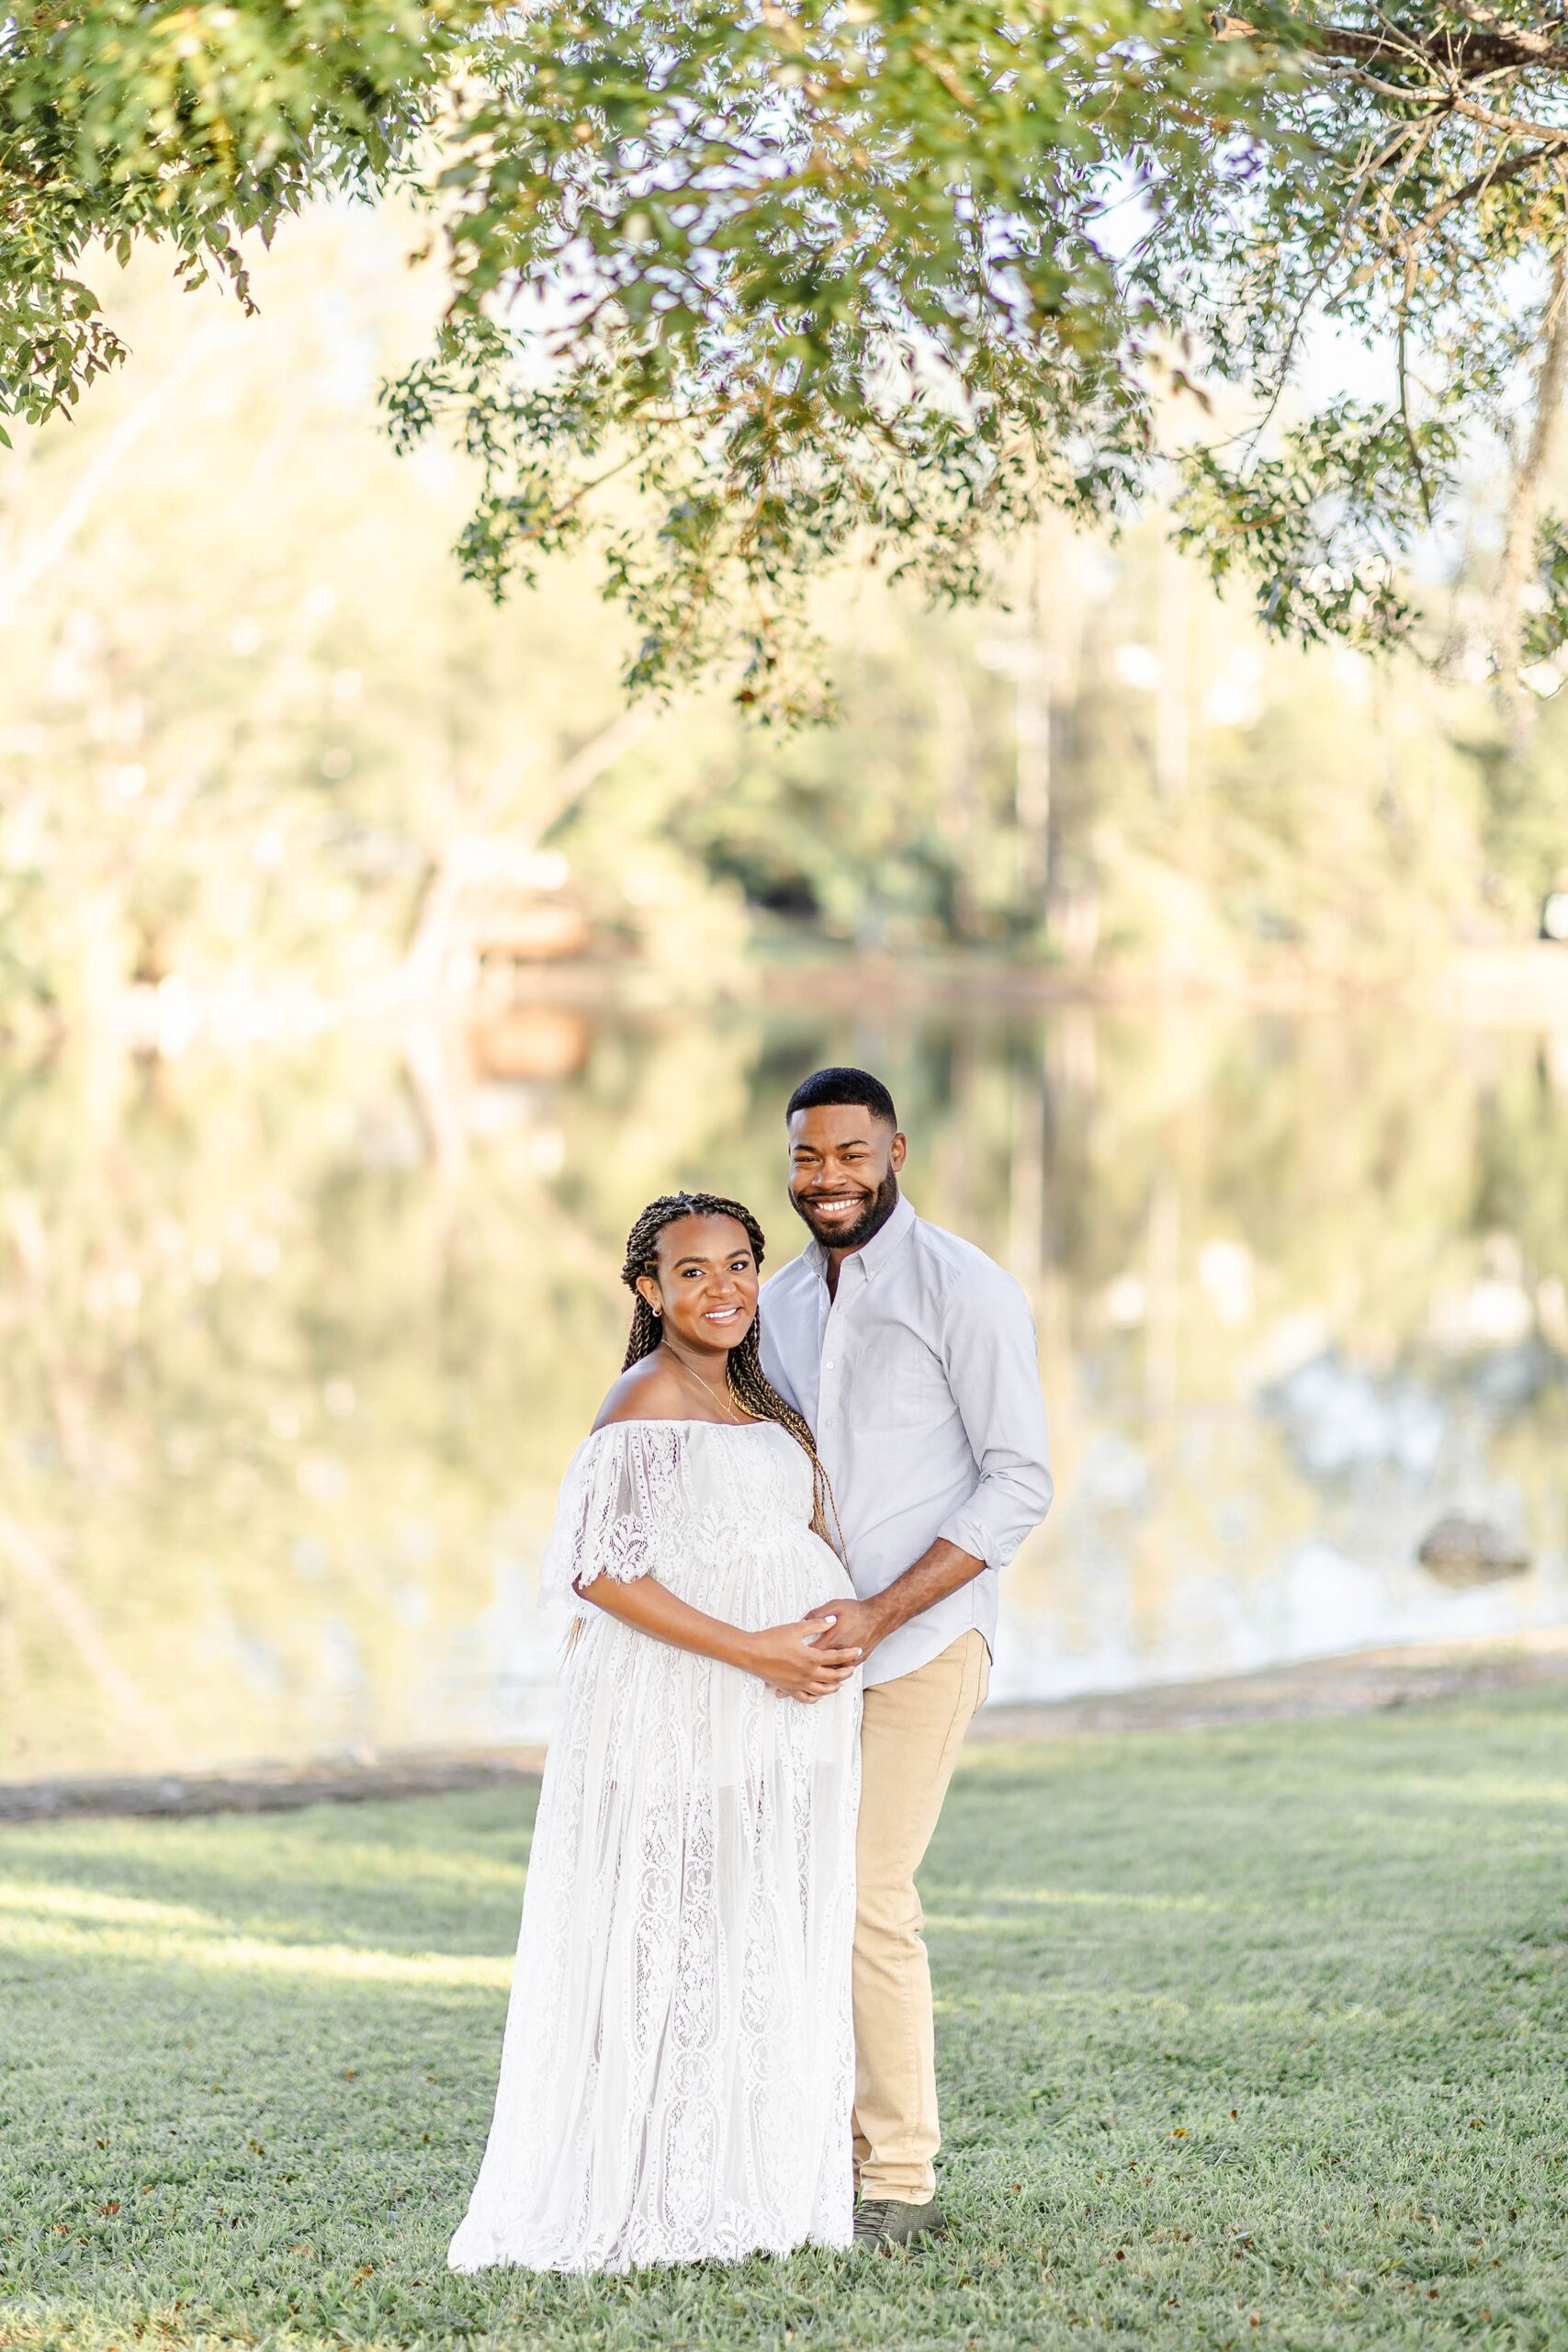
[1242,116,1427,457]
[1416,140,1553,236]
[1496,230,1568,735]
[1445,5,1568,68]
[1216,11,1568,76]
[1449,92,1568,148]
[1396,311,1433,523]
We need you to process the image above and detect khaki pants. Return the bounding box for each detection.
[852,1628,991,2204]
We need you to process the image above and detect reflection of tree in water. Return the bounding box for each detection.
[1472,1045,1568,1301]
[0,1035,613,1779]
[4,1004,1567,1781]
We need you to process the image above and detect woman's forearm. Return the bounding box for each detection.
[576,1572,757,1672]
[577,1570,863,1702]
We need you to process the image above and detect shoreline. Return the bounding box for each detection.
[453,942,1568,1024]
[29,941,1568,1073]
[6,1626,1564,1827]
[974,1624,1568,1739]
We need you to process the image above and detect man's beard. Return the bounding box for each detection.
[790,1169,900,1254]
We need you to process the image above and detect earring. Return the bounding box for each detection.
[652,1304,662,1317]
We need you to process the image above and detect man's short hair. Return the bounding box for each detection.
[785,1066,898,1128]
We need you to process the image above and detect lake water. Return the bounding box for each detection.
[4,992,1566,1782]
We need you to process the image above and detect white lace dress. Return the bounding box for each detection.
[446,1418,861,2275]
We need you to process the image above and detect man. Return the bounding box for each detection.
[760,1065,1054,2250]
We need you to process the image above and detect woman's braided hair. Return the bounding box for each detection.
[621,1191,841,1549]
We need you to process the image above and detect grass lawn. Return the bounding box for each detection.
[2,1689,1564,2351]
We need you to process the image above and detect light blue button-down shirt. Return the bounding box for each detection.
[759,1193,1054,1688]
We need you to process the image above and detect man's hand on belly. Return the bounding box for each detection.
[803,1593,896,1661]
[805,1538,987,1660]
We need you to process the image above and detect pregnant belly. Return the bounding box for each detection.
[676,1529,854,1632]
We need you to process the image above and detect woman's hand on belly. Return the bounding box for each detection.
[743,1614,863,1702]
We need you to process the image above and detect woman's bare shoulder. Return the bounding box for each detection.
[592,1353,693,1431]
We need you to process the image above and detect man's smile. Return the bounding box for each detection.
[803,1193,870,1224]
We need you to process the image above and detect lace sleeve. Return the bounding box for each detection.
[538,1420,692,1602]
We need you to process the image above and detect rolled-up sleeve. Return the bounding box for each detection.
[935,1266,1054,1568]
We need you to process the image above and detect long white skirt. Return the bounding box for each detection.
[447,1545,860,2272]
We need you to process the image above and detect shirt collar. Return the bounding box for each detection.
[807,1190,917,1287]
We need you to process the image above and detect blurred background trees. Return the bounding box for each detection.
[4,201,1567,1039]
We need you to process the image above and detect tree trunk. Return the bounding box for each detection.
[1013,529,1052,915]
[0,325,221,628]
[1156,542,1190,801]
[401,705,658,991]
[932,650,979,941]
[1495,242,1568,745]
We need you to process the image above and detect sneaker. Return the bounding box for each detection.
[852,2196,946,2249]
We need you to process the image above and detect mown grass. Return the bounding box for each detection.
[2,1689,1565,2351]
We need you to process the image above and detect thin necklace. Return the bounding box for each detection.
[665,1345,749,1424]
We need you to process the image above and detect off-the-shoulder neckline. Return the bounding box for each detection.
[584,1415,781,1436]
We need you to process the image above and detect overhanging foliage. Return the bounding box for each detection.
[4,4,1566,716]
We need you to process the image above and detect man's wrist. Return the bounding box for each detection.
[862,1590,904,1644]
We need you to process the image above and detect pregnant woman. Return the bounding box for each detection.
[447,1191,863,2275]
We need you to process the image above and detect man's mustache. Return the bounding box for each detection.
[789,1172,900,1241]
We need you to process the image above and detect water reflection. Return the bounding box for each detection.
[4,1000,1566,1781]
